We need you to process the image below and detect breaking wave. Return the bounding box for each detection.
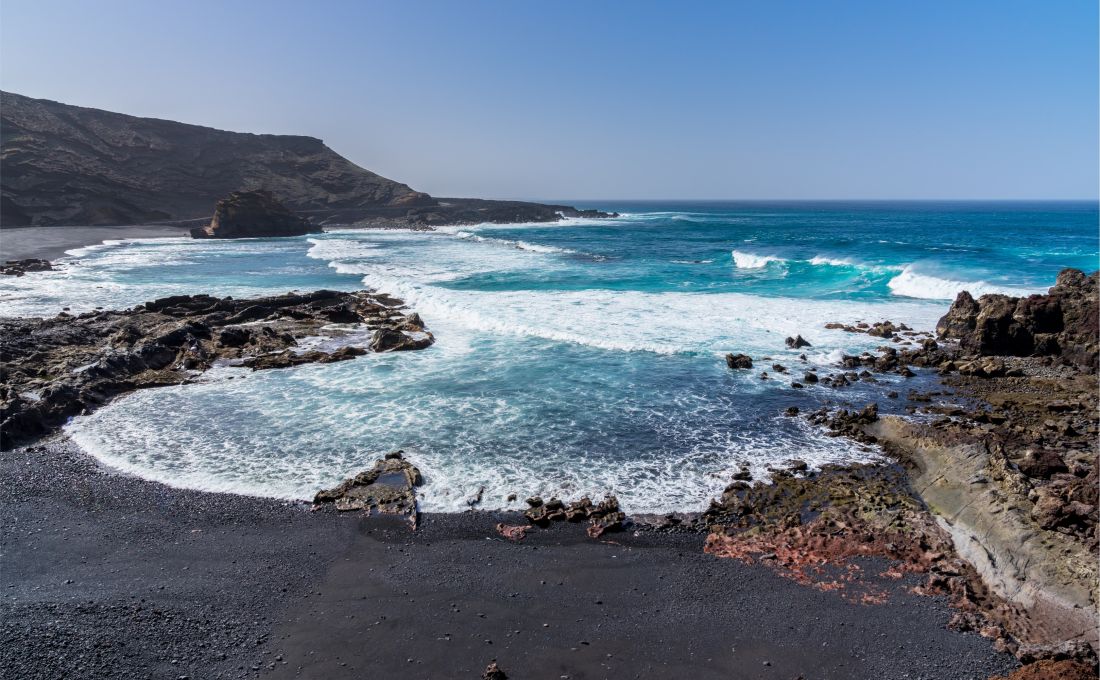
[887,265,1042,300]
[731,250,786,269]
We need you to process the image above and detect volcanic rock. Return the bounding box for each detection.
[936,269,1098,368]
[190,190,321,239]
[725,353,753,369]
[0,258,54,276]
[313,451,422,525]
[785,335,811,349]
[0,290,433,449]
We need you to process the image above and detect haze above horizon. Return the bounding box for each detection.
[2,1,1097,201]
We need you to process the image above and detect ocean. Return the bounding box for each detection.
[2,201,1096,512]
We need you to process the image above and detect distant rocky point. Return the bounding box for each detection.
[0,91,616,228]
[190,190,321,239]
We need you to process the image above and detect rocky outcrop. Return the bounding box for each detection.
[313,451,422,525]
[0,290,433,449]
[189,190,321,239]
[725,353,753,369]
[0,258,53,276]
[0,91,617,229]
[937,268,1099,369]
[702,464,1007,617]
[522,495,626,538]
[784,334,811,349]
[871,416,1098,656]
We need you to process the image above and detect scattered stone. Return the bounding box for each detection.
[495,524,530,541]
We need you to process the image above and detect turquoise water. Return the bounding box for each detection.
[2,201,1095,511]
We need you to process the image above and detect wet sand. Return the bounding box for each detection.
[0,225,189,261]
[0,436,1018,679]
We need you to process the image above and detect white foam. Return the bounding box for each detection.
[65,345,886,514]
[887,265,1042,300]
[808,255,856,267]
[731,250,786,269]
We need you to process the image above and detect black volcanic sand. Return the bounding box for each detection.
[0,225,189,261]
[1,438,1019,679]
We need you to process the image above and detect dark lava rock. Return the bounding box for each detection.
[370,327,434,352]
[725,353,753,369]
[936,268,1098,368]
[785,334,811,349]
[0,290,433,449]
[1016,450,1069,480]
[313,451,422,525]
[0,258,54,276]
[243,345,367,370]
[523,495,625,538]
[802,372,819,384]
[190,190,322,239]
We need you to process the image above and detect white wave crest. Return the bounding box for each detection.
[449,230,577,255]
[731,250,786,269]
[887,266,1042,300]
[808,255,856,267]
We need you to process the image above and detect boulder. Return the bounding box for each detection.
[725,353,753,369]
[190,190,322,239]
[370,328,434,352]
[785,335,811,349]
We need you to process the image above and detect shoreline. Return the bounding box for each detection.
[0,225,192,261]
[1,434,1019,679]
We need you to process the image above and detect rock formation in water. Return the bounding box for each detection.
[0,258,54,276]
[189,190,322,239]
[0,290,433,449]
[0,91,616,228]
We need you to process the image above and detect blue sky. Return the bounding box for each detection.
[2,1,1097,200]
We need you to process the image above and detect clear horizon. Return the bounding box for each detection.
[2,1,1097,201]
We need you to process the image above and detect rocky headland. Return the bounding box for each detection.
[0,91,616,229]
[0,289,433,449]
[705,268,1099,677]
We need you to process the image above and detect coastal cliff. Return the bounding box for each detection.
[0,91,616,228]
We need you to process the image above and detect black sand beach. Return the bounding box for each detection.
[0,225,189,262]
[0,437,1018,679]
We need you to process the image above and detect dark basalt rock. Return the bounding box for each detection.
[522,494,625,538]
[0,290,433,449]
[0,258,54,276]
[936,268,1098,368]
[313,451,422,525]
[190,190,321,239]
[725,353,753,369]
[482,661,508,680]
[369,327,433,352]
[785,334,811,349]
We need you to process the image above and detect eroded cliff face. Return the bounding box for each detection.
[0,91,433,227]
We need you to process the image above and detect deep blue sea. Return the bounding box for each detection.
[2,201,1096,511]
